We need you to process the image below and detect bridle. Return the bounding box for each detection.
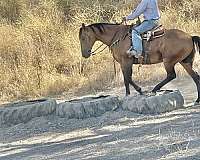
[90,29,120,56]
[90,18,141,56]
[90,21,126,56]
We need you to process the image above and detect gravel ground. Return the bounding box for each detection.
[1,107,200,160]
[1,78,200,160]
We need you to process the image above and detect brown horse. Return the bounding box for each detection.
[79,23,200,103]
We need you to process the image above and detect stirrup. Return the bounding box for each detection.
[126,48,137,57]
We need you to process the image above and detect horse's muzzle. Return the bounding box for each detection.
[82,50,91,58]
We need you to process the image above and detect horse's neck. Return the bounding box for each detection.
[95,25,122,46]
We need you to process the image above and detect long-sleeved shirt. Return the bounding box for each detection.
[126,0,160,21]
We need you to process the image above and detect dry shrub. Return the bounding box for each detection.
[0,0,25,23]
[0,0,200,103]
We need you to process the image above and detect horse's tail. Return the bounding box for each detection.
[192,36,200,54]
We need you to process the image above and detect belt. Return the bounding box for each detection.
[144,18,160,21]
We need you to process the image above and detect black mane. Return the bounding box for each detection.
[79,23,119,37]
[88,23,119,33]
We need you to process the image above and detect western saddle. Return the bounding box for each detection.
[142,25,165,41]
[128,24,165,64]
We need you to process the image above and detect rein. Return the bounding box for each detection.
[91,21,126,56]
[90,18,140,56]
[91,43,108,56]
[91,31,119,56]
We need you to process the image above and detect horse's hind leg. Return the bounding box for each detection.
[180,62,200,103]
[121,60,142,95]
[152,62,176,92]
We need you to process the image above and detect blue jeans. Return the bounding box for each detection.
[132,19,159,55]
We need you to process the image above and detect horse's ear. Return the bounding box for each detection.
[82,23,86,29]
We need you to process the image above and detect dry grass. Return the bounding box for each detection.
[0,0,200,103]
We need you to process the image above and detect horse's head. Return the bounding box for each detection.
[79,23,96,58]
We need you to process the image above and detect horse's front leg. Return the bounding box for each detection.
[121,59,142,95]
[122,67,130,96]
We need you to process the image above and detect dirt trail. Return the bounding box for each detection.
[164,78,197,104]
[1,78,200,160]
[108,77,197,103]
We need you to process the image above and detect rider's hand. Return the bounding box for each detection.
[136,17,141,25]
[122,17,127,23]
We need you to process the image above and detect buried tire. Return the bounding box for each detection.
[122,90,184,114]
[0,99,57,126]
[56,95,120,119]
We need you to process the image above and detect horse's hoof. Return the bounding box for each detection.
[151,88,159,93]
[141,90,148,94]
[125,93,131,97]
[194,101,200,106]
[137,88,143,95]
[147,92,156,96]
[139,91,143,95]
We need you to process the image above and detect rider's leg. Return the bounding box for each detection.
[127,20,159,57]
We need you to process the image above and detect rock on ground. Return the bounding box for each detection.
[122,90,184,114]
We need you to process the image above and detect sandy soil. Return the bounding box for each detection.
[1,78,200,160]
